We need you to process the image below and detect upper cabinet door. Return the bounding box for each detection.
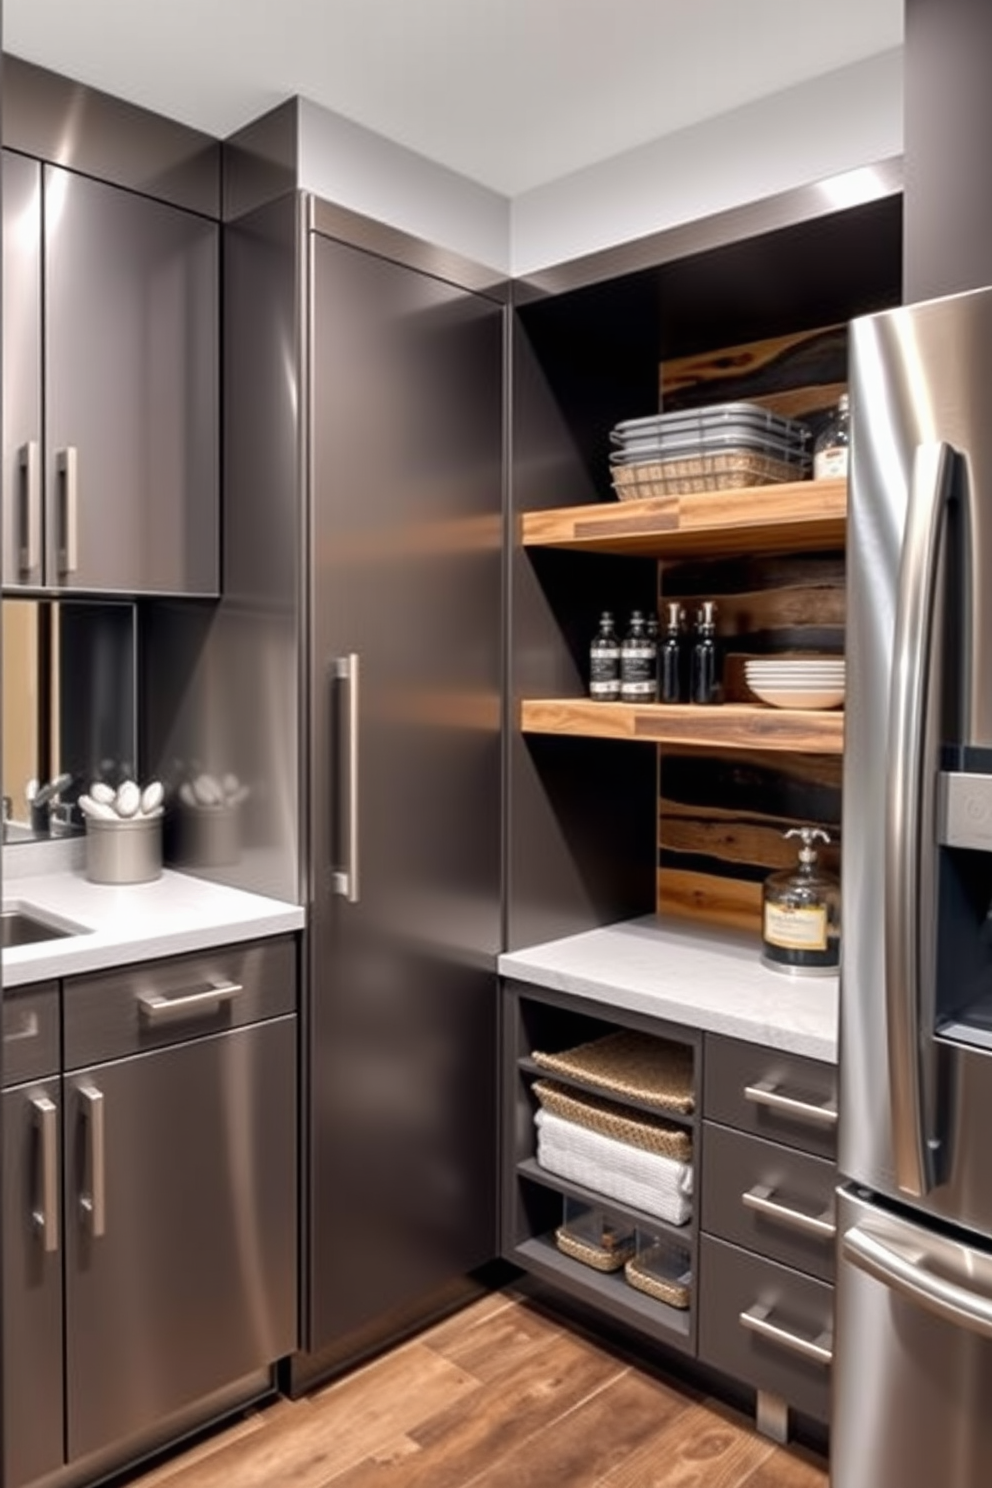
[44,166,219,595]
[2,151,44,590]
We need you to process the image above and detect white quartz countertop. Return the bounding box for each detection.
[3,864,305,988]
[499,916,838,1063]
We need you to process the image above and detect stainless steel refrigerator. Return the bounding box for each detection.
[835,283,992,1485]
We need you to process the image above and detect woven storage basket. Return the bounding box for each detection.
[555,1226,636,1273]
[532,1029,694,1115]
[532,1079,692,1162]
[624,1248,692,1309]
[611,450,802,501]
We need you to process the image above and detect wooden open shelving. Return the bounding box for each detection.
[519,698,843,755]
[520,477,846,558]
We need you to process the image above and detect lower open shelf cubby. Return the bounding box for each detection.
[511,1233,694,1352]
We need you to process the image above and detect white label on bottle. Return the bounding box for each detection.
[813,446,849,480]
[590,679,621,699]
[763,902,828,952]
[621,680,657,700]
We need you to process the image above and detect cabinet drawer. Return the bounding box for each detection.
[704,1035,837,1160]
[3,983,59,1086]
[698,1234,833,1424]
[63,937,297,1067]
[702,1122,836,1282]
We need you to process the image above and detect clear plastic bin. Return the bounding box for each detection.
[624,1230,692,1308]
[554,1197,636,1273]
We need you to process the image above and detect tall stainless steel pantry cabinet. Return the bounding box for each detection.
[220,170,504,1385]
[304,220,503,1366]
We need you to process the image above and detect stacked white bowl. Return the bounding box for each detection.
[744,657,845,710]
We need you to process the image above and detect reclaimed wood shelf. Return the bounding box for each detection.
[520,699,844,755]
[520,477,846,558]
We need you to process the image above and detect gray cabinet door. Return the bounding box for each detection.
[44,165,218,595]
[307,233,502,1353]
[3,1077,64,1488]
[63,1017,297,1462]
[2,150,43,589]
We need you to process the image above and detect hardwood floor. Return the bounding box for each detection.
[122,1292,828,1488]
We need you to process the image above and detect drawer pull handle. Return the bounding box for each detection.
[31,1095,59,1254]
[739,1302,833,1367]
[137,981,244,1022]
[79,1085,106,1239]
[744,1079,838,1129]
[742,1184,836,1241]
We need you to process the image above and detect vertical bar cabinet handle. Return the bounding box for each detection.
[56,445,79,575]
[885,441,954,1197]
[19,440,40,575]
[332,653,360,903]
[79,1084,106,1238]
[30,1095,59,1254]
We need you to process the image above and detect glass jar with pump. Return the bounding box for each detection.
[659,602,686,704]
[813,393,850,480]
[761,827,840,974]
[690,601,720,705]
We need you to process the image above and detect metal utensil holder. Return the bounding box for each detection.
[85,816,162,884]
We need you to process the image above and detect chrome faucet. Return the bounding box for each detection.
[28,773,74,835]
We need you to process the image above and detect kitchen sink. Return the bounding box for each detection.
[2,902,89,949]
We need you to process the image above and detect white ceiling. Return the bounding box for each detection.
[6,0,904,198]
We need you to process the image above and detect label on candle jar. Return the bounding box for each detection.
[763,903,828,952]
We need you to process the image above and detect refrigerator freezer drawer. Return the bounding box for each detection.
[704,1035,837,1161]
[834,1188,992,1488]
[698,1234,833,1424]
[702,1122,836,1283]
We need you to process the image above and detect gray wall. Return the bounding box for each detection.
[904,0,992,302]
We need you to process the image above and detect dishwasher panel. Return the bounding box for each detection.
[64,1014,297,1462]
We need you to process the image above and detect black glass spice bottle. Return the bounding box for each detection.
[690,600,720,704]
[659,602,685,704]
[620,610,657,703]
[589,611,621,701]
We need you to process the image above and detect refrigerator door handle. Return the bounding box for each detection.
[332,653,360,903]
[844,1221,992,1342]
[885,440,955,1198]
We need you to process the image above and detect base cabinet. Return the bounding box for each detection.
[699,1034,837,1429]
[64,1016,297,1462]
[2,982,63,1488]
[502,982,837,1435]
[3,938,299,1488]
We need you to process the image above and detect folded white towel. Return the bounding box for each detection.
[535,1108,692,1226]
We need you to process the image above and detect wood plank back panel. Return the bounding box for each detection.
[656,536,844,934]
[659,324,848,449]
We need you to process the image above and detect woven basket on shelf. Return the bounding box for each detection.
[554,1225,636,1273]
[532,1029,694,1115]
[624,1249,692,1309]
[532,1079,692,1162]
[611,451,803,501]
